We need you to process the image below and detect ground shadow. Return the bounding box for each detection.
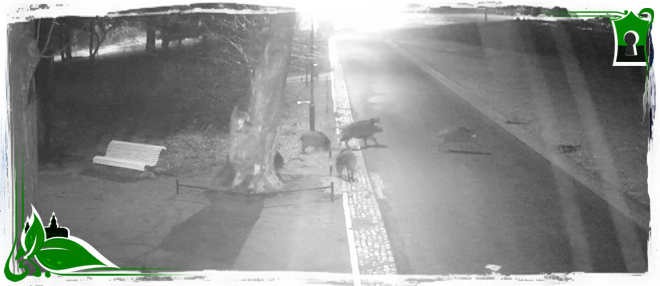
[79,166,144,183]
[443,149,492,156]
[351,144,390,151]
[130,191,265,269]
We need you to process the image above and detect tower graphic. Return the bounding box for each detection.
[611,9,654,66]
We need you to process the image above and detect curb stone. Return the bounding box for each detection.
[385,38,649,229]
[329,38,399,276]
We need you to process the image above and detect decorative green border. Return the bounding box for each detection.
[2,7,656,283]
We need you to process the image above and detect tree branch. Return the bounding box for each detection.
[92,33,101,56]
[104,22,122,34]
[233,15,240,30]
[199,21,218,37]
[39,18,57,57]
[42,42,73,59]
[36,19,41,44]
[228,39,250,64]
[241,15,254,28]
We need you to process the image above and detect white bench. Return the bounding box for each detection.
[93,140,166,171]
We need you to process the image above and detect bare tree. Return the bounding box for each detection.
[208,12,297,194]
[129,10,299,193]
[84,16,127,58]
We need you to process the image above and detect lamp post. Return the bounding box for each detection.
[309,13,316,131]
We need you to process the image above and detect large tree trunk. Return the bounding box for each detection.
[33,18,55,156]
[160,26,172,49]
[146,24,156,52]
[8,21,42,238]
[59,20,66,60]
[34,18,56,154]
[64,21,73,60]
[211,12,296,194]
[54,19,71,61]
[161,30,171,49]
[88,18,96,59]
[92,33,102,56]
[35,57,53,153]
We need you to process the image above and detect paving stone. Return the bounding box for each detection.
[330,44,398,275]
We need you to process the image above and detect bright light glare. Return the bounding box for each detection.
[336,8,405,32]
[299,0,407,32]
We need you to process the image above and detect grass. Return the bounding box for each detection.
[43,40,249,176]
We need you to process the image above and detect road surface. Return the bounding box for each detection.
[335,32,648,275]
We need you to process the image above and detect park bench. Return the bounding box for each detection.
[93,140,166,171]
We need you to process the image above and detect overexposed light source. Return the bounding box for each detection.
[299,0,408,32]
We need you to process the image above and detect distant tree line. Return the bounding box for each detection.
[492,5,571,17]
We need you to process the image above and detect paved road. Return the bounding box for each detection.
[335,32,648,275]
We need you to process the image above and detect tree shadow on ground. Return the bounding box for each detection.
[129,190,265,269]
[352,144,389,151]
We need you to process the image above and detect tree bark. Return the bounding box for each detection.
[160,26,172,49]
[88,18,95,59]
[64,22,72,60]
[92,33,102,56]
[34,58,53,153]
[161,27,170,49]
[146,24,156,52]
[59,21,66,60]
[211,12,296,194]
[8,21,42,230]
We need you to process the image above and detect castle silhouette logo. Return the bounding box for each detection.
[4,205,120,282]
[611,9,654,66]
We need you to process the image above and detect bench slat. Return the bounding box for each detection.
[106,147,163,153]
[107,140,167,150]
[93,156,147,171]
[108,151,163,156]
[106,148,163,155]
[105,152,159,159]
[94,156,147,165]
[106,151,162,157]
[105,151,161,162]
[105,152,160,159]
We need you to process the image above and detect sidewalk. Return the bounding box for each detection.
[232,74,351,272]
[286,72,331,83]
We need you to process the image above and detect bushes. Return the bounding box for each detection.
[48,41,247,169]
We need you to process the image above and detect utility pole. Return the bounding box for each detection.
[309,13,316,131]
